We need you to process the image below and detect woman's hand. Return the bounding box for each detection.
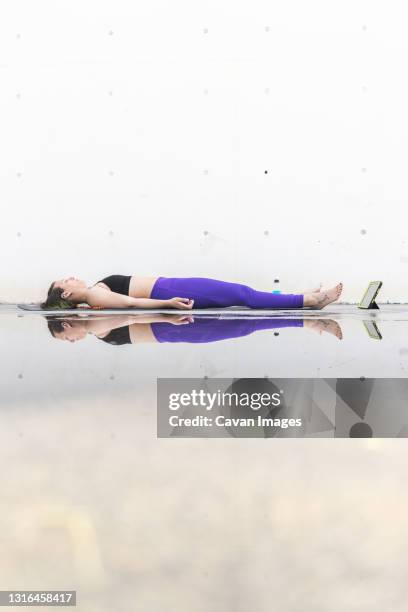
[166,297,194,310]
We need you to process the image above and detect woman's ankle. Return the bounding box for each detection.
[303,293,318,307]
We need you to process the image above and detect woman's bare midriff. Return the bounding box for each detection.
[129,276,159,299]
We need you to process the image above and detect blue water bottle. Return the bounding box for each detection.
[272,279,281,294]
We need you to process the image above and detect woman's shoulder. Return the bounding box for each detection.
[90,282,111,291]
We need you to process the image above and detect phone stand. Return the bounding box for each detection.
[358,281,382,310]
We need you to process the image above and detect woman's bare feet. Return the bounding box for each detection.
[304,319,343,339]
[303,283,343,309]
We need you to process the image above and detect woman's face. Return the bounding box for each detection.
[56,321,87,342]
[54,277,86,292]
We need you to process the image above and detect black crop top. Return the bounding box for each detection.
[95,275,131,295]
[99,326,131,345]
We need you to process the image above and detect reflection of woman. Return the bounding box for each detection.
[42,275,343,310]
[46,314,342,344]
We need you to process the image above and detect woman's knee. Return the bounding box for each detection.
[241,285,257,307]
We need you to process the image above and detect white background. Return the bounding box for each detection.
[1,1,407,303]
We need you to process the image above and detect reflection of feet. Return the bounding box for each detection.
[304,318,343,340]
[305,283,343,309]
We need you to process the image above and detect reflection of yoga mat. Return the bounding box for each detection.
[17,303,331,317]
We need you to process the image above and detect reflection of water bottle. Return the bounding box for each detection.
[272,279,281,294]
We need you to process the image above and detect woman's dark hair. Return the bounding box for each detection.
[47,318,65,337]
[41,282,77,310]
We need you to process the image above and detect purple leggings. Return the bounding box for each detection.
[150,277,304,309]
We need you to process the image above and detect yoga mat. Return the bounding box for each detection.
[16,303,356,318]
[18,303,314,314]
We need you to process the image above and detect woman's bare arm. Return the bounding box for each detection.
[84,288,193,310]
[85,288,167,308]
[87,315,175,337]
